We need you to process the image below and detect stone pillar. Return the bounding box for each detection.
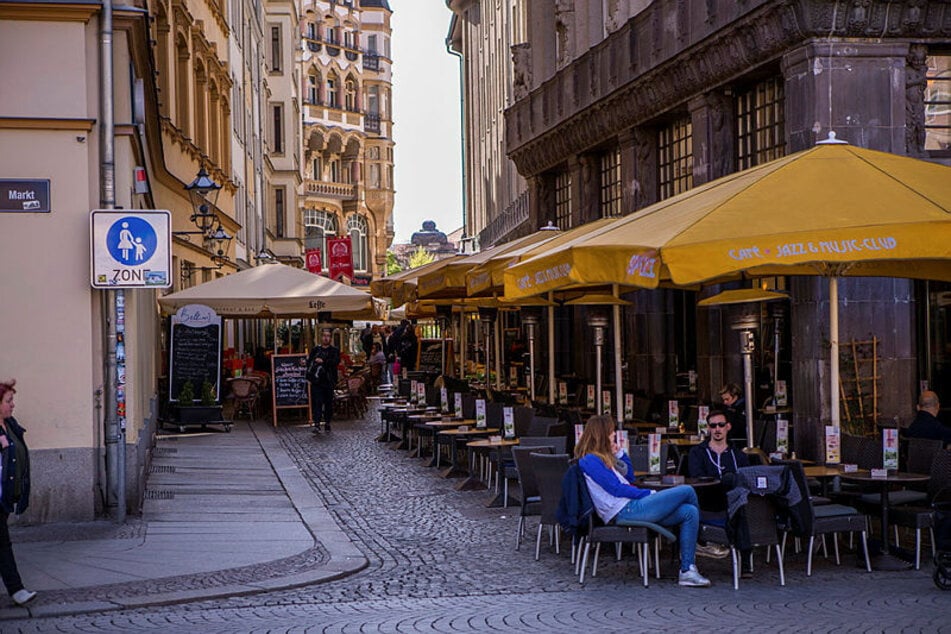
[630,126,657,212]
[526,174,551,229]
[688,90,735,186]
[782,41,909,153]
[782,41,916,459]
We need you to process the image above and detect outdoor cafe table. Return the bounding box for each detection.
[634,476,721,491]
[407,413,446,459]
[451,430,502,491]
[840,470,930,570]
[466,437,520,507]
[436,424,492,477]
[416,420,471,466]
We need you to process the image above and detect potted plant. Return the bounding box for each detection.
[175,379,223,424]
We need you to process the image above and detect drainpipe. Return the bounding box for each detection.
[445,17,467,247]
[100,0,125,523]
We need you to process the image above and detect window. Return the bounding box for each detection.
[925,54,951,152]
[554,171,572,229]
[658,116,693,200]
[367,85,379,115]
[347,214,369,272]
[304,209,338,269]
[598,147,622,218]
[270,25,282,73]
[345,78,357,111]
[329,159,340,182]
[274,188,285,238]
[367,34,378,54]
[312,157,321,180]
[271,104,284,153]
[327,75,338,108]
[307,22,317,40]
[369,163,380,188]
[307,72,319,104]
[344,30,353,49]
[175,36,190,131]
[736,76,786,170]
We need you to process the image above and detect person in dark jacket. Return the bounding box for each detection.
[0,379,36,606]
[718,383,747,444]
[398,323,418,372]
[307,329,341,432]
[904,390,951,446]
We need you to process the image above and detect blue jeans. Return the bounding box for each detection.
[615,485,700,571]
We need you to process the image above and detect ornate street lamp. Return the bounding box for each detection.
[589,311,610,415]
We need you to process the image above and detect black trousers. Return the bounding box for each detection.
[311,384,335,425]
[0,511,24,596]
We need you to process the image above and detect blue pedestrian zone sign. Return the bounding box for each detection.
[91,210,171,288]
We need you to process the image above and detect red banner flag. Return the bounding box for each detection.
[305,248,322,274]
[328,236,354,282]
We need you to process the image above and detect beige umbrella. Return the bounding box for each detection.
[158,263,373,317]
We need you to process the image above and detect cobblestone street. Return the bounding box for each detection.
[4,417,948,633]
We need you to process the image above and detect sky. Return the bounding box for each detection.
[389,1,463,243]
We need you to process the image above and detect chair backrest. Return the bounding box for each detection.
[461,393,477,420]
[628,443,669,474]
[546,421,569,438]
[519,435,567,454]
[531,453,571,523]
[398,380,411,398]
[633,396,652,422]
[841,434,879,469]
[744,494,782,547]
[512,445,554,499]
[527,415,557,436]
[906,437,943,475]
[514,406,537,437]
[230,378,258,399]
[772,459,815,534]
[743,447,772,466]
[486,401,505,427]
[425,384,441,407]
[928,448,951,500]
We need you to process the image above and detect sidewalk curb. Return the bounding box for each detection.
[2,423,368,620]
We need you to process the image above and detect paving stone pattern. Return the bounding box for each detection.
[5,417,948,632]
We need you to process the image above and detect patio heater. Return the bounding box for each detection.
[478,307,496,387]
[521,310,541,402]
[730,308,759,449]
[589,312,610,416]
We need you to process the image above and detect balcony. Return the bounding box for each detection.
[304,180,356,200]
[363,53,379,71]
[306,40,321,53]
[365,113,380,134]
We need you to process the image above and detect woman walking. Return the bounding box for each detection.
[0,379,36,606]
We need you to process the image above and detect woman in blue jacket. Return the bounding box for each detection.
[576,415,710,587]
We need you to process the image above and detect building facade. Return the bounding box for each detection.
[486,0,950,458]
[299,0,395,286]
[447,0,529,249]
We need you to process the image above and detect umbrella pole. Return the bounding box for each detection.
[613,285,623,427]
[548,293,555,405]
[460,310,467,379]
[830,276,840,429]
[494,316,502,389]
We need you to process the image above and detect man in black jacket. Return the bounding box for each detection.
[905,390,951,446]
[307,328,340,432]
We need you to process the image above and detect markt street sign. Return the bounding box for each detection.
[90,209,172,288]
[0,179,50,213]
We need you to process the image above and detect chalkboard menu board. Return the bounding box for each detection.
[169,305,222,402]
[271,353,311,425]
[417,338,451,375]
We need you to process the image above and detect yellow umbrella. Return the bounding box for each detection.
[465,219,617,297]
[505,136,951,428]
[697,288,790,307]
[417,231,554,300]
[370,255,465,303]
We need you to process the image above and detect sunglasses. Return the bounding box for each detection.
[707,422,728,429]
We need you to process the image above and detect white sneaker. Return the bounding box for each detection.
[678,565,711,587]
[12,589,37,606]
[695,542,730,559]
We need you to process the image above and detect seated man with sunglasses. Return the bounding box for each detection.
[688,410,752,574]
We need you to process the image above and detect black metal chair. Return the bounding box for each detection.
[890,448,951,569]
[530,452,571,561]
[776,459,872,576]
[512,445,554,550]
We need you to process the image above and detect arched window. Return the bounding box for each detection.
[194,59,207,150]
[326,73,338,108]
[175,34,190,132]
[345,78,357,111]
[304,209,338,270]
[347,214,369,272]
[306,21,317,40]
[307,70,320,104]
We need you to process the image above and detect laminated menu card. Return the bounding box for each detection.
[503,407,515,439]
[475,399,486,429]
[586,385,596,410]
[416,381,426,404]
[558,381,568,404]
[602,390,611,416]
[668,400,679,429]
[825,426,840,464]
[648,433,662,475]
[697,405,709,436]
[775,380,788,407]
[440,387,449,414]
[618,429,630,454]
[624,394,634,421]
[410,380,418,404]
[574,424,584,444]
[509,365,518,386]
[776,418,789,455]
[454,392,463,417]
[883,428,899,470]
